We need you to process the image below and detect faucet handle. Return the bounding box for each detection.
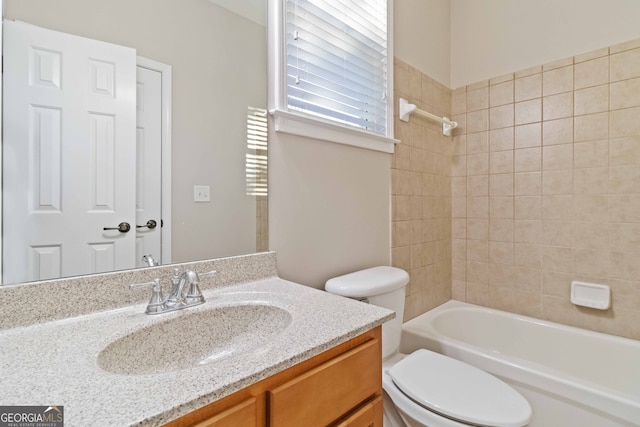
[183,270,216,305]
[170,268,182,288]
[130,279,165,314]
[182,271,204,305]
[129,279,159,290]
[199,270,217,278]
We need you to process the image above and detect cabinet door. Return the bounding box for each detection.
[269,339,381,427]
[333,396,382,427]
[191,397,257,427]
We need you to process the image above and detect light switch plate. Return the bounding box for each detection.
[194,185,210,202]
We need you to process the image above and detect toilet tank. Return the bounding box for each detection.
[325,266,409,359]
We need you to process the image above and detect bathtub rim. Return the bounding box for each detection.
[401,300,640,426]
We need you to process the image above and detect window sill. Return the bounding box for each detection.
[269,109,399,154]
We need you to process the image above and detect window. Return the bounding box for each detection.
[269,0,396,153]
[245,107,268,197]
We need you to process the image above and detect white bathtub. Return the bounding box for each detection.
[400,300,640,427]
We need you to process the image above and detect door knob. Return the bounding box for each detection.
[136,219,157,230]
[103,222,131,233]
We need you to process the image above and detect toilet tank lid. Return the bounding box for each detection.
[325,266,409,298]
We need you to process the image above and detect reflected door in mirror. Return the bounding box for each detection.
[3,21,137,283]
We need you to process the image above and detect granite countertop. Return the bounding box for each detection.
[0,277,394,426]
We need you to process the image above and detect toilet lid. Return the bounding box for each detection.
[325,266,409,298]
[388,349,531,427]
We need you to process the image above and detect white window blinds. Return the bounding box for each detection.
[285,0,388,136]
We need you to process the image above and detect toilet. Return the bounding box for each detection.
[325,266,532,427]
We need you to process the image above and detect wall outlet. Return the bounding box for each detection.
[194,185,211,202]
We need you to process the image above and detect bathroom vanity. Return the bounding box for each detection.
[166,327,382,426]
[0,253,393,426]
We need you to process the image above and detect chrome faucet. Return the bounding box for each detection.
[142,254,159,267]
[130,268,216,315]
[166,269,204,307]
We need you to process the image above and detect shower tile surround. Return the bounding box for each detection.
[392,58,453,320]
[448,38,640,340]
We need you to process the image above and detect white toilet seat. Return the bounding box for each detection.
[383,350,531,427]
[323,267,531,427]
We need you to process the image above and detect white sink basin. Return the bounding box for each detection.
[97,303,292,375]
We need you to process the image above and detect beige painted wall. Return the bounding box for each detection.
[451,0,640,88]
[4,0,266,263]
[268,131,391,289]
[394,0,451,88]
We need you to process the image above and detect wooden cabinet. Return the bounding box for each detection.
[333,396,382,427]
[269,338,380,426]
[191,398,257,427]
[164,326,382,427]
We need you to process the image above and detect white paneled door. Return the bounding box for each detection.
[3,20,137,283]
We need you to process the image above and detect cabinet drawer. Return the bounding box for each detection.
[269,338,381,427]
[334,396,382,427]
[191,397,257,427]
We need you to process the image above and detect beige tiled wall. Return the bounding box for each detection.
[392,58,452,321]
[256,195,268,252]
[451,39,640,340]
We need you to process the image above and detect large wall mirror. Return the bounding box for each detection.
[2,0,268,285]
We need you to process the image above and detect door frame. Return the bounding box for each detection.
[1,0,6,281]
[137,56,172,265]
